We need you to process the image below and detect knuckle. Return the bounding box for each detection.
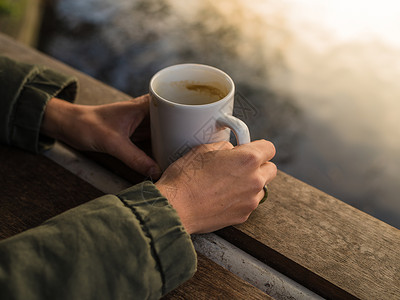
[258,139,276,159]
[239,151,260,168]
[249,175,265,192]
[266,141,276,157]
[256,175,266,190]
[266,162,278,181]
[235,198,259,225]
[236,214,250,224]
[191,144,205,153]
[271,162,278,176]
[247,198,259,211]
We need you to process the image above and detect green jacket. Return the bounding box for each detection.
[0,56,197,300]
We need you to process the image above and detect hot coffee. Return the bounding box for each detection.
[157,80,228,105]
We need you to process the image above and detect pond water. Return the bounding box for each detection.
[41,0,400,228]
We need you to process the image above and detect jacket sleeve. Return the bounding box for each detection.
[0,57,197,299]
[0,181,197,300]
[0,55,77,153]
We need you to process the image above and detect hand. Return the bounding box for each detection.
[41,95,161,178]
[155,140,277,234]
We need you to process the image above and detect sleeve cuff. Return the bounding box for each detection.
[0,57,77,153]
[117,181,197,295]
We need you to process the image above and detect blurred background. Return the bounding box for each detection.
[1,0,399,228]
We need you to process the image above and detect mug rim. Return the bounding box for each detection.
[149,63,235,108]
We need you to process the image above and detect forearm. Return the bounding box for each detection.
[40,97,84,143]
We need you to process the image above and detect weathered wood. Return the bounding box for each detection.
[83,148,150,185]
[0,145,103,240]
[163,253,271,300]
[2,32,399,299]
[217,171,400,299]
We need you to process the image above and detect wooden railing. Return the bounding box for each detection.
[1,33,399,299]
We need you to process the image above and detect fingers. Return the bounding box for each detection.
[129,95,150,131]
[130,94,150,108]
[256,188,267,205]
[223,140,275,173]
[194,140,274,163]
[260,161,277,185]
[235,139,276,163]
[105,95,158,177]
[156,138,277,234]
[242,161,276,207]
[111,139,161,179]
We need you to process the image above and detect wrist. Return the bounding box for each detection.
[155,181,196,235]
[41,98,80,141]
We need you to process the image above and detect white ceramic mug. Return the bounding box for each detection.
[149,64,250,171]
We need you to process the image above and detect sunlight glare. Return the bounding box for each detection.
[285,0,400,47]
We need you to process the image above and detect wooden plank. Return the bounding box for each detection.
[217,171,400,299]
[2,32,399,299]
[163,253,271,300]
[0,145,103,240]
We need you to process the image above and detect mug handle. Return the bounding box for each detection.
[216,114,251,145]
[217,114,269,203]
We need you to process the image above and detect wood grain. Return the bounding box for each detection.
[217,171,400,299]
[163,253,271,300]
[0,145,103,239]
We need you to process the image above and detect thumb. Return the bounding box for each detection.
[111,139,161,179]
